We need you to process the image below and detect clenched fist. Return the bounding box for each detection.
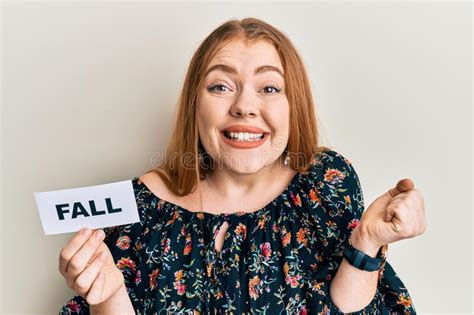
[59,228,125,305]
[358,178,427,247]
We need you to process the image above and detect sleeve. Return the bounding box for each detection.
[311,149,416,314]
[59,180,148,314]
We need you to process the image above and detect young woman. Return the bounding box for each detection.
[59,17,425,314]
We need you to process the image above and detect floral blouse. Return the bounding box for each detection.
[59,149,416,314]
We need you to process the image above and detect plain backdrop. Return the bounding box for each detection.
[1,1,472,314]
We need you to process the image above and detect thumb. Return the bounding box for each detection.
[388,178,414,197]
[383,178,414,222]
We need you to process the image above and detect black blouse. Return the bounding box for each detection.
[59,149,416,314]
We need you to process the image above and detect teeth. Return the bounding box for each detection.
[224,131,264,141]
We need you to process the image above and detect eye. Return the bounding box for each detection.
[262,84,281,94]
[206,82,282,94]
[207,83,231,93]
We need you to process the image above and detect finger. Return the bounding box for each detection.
[384,202,398,222]
[386,193,415,223]
[388,179,414,197]
[59,227,93,276]
[86,271,106,306]
[388,196,405,206]
[73,251,107,296]
[66,229,105,286]
[372,179,415,212]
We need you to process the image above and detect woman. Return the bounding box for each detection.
[59,17,426,314]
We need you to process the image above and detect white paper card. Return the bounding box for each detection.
[34,179,139,235]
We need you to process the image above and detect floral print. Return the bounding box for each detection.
[59,149,416,314]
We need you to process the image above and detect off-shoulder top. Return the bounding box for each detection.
[59,149,416,314]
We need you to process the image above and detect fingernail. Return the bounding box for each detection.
[94,230,104,240]
[82,228,91,236]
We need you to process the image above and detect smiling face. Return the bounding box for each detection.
[196,38,290,174]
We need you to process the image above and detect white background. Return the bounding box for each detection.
[1,1,472,313]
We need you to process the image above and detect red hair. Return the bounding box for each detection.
[146,17,330,196]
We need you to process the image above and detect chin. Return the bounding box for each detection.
[218,155,272,174]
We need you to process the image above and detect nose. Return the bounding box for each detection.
[229,88,259,118]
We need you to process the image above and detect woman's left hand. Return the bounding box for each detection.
[357,178,427,248]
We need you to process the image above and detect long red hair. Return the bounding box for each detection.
[146,17,331,196]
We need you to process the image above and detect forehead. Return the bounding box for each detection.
[207,39,283,73]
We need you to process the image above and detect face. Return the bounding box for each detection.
[196,38,290,174]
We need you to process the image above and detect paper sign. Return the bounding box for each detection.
[34,179,139,235]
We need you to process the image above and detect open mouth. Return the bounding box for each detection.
[222,131,266,142]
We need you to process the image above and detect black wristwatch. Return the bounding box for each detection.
[343,240,385,272]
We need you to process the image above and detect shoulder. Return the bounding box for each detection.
[138,172,165,194]
[309,148,359,179]
[306,148,364,205]
[137,171,199,208]
[308,149,366,221]
[137,171,176,201]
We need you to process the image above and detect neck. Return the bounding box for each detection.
[203,159,285,201]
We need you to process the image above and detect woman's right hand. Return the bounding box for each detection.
[59,228,125,305]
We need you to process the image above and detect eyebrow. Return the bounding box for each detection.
[204,64,284,78]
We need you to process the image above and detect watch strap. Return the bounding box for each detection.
[343,239,385,271]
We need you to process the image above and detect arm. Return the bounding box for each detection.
[329,225,382,313]
[90,283,135,314]
[317,150,423,314]
[309,150,393,313]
